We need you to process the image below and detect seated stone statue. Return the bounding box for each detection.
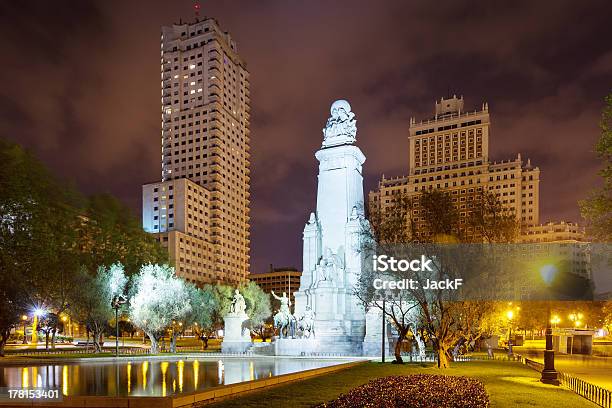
[229,289,247,316]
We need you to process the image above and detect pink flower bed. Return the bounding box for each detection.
[318,374,490,408]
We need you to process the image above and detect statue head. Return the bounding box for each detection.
[234,289,240,295]
[324,247,333,259]
[283,292,287,297]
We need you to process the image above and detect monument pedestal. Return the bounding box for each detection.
[272,338,318,356]
[362,307,394,357]
[221,314,252,353]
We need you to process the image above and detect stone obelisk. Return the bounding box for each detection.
[293,99,366,355]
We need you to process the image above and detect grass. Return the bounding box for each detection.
[209,360,597,408]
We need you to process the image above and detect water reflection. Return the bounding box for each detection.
[0,358,345,397]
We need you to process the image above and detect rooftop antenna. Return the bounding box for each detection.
[194,1,201,21]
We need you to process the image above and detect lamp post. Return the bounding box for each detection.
[540,264,559,385]
[21,315,28,344]
[381,298,386,363]
[142,320,147,344]
[111,295,127,357]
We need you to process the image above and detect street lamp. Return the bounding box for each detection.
[142,320,147,344]
[539,264,560,386]
[111,295,127,357]
[569,313,585,329]
[21,315,28,344]
[506,310,514,355]
[381,297,386,363]
[31,307,46,345]
[550,316,561,329]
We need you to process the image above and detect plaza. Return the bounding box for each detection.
[1,1,611,407]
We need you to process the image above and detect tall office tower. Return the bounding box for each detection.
[143,17,250,285]
[370,95,540,241]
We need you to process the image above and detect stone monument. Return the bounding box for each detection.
[221,289,252,353]
[291,99,367,355]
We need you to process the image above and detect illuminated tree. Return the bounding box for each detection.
[71,264,127,352]
[240,281,272,338]
[128,264,191,354]
[188,285,217,349]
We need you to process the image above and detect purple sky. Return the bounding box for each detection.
[1,1,611,274]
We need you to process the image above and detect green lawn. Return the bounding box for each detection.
[210,360,597,408]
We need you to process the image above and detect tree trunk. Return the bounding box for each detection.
[51,330,57,350]
[170,333,178,353]
[148,333,159,354]
[0,330,9,357]
[85,327,90,353]
[394,338,404,364]
[394,329,409,364]
[452,338,465,358]
[45,332,50,351]
[93,328,103,353]
[413,331,426,360]
[437,344,451,368]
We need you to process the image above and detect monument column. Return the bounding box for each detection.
[292,99,367,355]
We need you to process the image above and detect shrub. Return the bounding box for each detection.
[318,374,490,408]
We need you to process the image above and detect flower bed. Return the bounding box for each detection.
[318,374,490,408]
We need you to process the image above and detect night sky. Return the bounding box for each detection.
[1,1,611,274]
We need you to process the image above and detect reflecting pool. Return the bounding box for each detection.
[0,357,349,397]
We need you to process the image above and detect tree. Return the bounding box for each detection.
[420,189,460,241]
[204,283,234,332]
[0,284,20,356]
[240,281,272,338]
[0,138,83,351]
[80,194,168,276]
[128,264,191,354]
[166,284,215,353]
[361,189,516,368]
[189,285,217,349]
[468,191,519,243]
[580,93,612,242]
[604,301,612,332]
[118,320,137,338]
[71,264,127,352]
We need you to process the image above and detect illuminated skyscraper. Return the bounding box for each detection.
[143,17,250,284]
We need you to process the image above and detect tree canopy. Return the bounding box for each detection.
[580,93,612,242]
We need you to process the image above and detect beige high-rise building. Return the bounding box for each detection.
[143,17,250,285]
[370,95,540,241]
[249,267,302,305]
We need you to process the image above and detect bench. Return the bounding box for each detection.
[75,341,104,347]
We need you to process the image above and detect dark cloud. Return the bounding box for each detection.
[1,0,611,274]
